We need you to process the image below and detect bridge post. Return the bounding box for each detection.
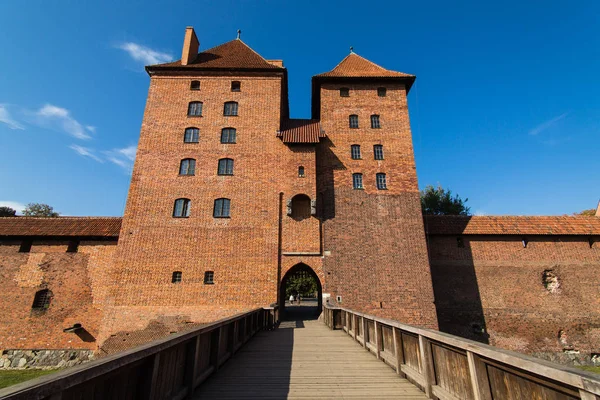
[361,317,367,348]
[352,314,358,342]
[467,351,492,400]
[184,336,201,399]
[580,391,600,400]
[392,327,406,378]
[418,334,435,398]
[146,352,161,400]
[374,321,381,360]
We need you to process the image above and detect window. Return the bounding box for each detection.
[190,80,200,90]
[67,240,79,253]
[184,127,199,143]
[221,128,236,144]
[173,198,191,218]
[340,87,350,97]
[204,271,214,284]
[352,173,363,189]
[224,101,238,116]
[187,102,203,117]
[377,87,386,97]
[213,198,231,218]
[374,145,384,160]
[217,158,234,175]
[349,115,359,129]
[291,194,311,220]
[231,81,241,92]
[376,173,387,190]
[351,145,361,160]
[172,271,182,283]
[371,115,381,129]
[19,240,32,253]
[298,166,305,178]
[32,289,52,310]
[179,158,196,175]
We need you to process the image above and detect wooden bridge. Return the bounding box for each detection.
[2,304,600,400]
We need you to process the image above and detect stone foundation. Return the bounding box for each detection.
[0,349,95,370]
[532,351,600,367]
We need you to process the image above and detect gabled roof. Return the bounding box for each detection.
[277,119,324,144]
[315,52,414,79]
[147,39,284,72]
[0,217,122,237]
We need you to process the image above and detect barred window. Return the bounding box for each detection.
[349,114,359,129]
[376,173,387,190]
[377,87,386,97]
[231,81,241,92]
[374,145,384,160]
[187,102,203,117]
[217,158,234,175]
[353,173,363,189]
[224,101,238,116]
[371,115,381,129]
[214,198,231,218]
[340,87,350,97]
[172,271,182,283]
[184,127,199,143]
[32,289,52,310]
[351,145,361,160]
[179,158,196,175]
[190,81,200,90]
[221,128,236,144]
[204,271,214,284]
[173,198,191,218]
[298,166,305,177]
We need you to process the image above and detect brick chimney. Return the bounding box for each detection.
[181,26,199,66]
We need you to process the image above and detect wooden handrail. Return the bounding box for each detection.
[322,303,600,400]
[0,306,279,400]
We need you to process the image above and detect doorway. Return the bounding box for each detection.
[279,263,322,321]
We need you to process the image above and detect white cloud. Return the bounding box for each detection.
[529,112,568,136]
[0,201,27,215]
[69,144,103,163]
[35,104,92,140]
[104,145,137,172]
[0,105,25,130]
[85,125,96,133]
[116,42,173,65]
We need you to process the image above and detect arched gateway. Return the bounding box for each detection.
[279,263,322,319]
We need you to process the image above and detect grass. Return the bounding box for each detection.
[577,365,600,375]
[0,369,57,389]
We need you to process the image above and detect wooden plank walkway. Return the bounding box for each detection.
[193,311,427,399]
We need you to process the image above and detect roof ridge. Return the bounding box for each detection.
[349,52,392,73]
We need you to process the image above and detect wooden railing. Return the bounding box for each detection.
[0,306,278,400]
[323,304,600,400]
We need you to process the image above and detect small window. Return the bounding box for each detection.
[172,271,182,283]
[187,102,203,117]
[190,81,200,90]
[377,87,386,97]
[374,145,384,160]
[179,158,196,176]
[351,145,361,160]
[221,128,237,144]
[19,240,32,253]
[224,101,238,116]
[173,198,191,218]
[204,271,214,284]
[217,158,234,175]
[214,198,231,218]
[352,173,363,189]
[371,115,381,129]
[376,173,387,190]
[290,194,311,220]
[298,166,305,178]
[184,127,199,143]
[32,289,52,310]
[67,240,79,253]
[349,115,359,129]
[340,88,350,97]
[231,81,241,92]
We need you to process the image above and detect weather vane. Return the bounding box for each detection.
[237,29,241,39]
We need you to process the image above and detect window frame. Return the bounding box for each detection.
[204,271,215,284]
[213,198,231,218]
[223,101,239,116]
[187,101,203,117]
[173,198,191,218]
[376,173,387,190]
[231,81,241,92]
[220,128,237,144]
[340,87,350,97]
[184,127,199,143]
[349,114,359,129]
[179,158,196,176]
[352,173,363,190]
[377,87,387,97]
[172,271,182,283]
[32,289,52,310]
[351,144,361,160]
[190,81,200,90]
[371,114,381,129]
[374,145,384,160]
[217,158,234,175]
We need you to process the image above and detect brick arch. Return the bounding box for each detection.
[279,262,322,317]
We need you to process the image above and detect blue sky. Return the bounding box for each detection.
[1,0,598,216]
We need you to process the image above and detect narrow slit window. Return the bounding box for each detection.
[349,115,359,129]
[213,198,231,218]
[377,87,386,97]
[32,289,52,310]
[204,271,214,284]
[353,173,363,189]
[224,101,238,116]
[371,115,381,129]
[179,158,196,175]
[351,145,361,160]
[217,158,234,175]
[376,173,387,190]
[19,240,32,253]
[190,81,200,90]
[374,145,384,160]
[298,166,305,178]
[340,88,350,97]
[187,102,203,117]
[184,127,199,143]
[231,81,241,92]
[66,240,79,253]
[173,198,191,218]
[221,128,237,144]
[172,271,182,283]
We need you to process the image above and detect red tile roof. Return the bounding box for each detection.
[315,53,414,79]
[424,215,600,236]
[277,119,325,143]
[0,217,122,237]
[147,39,284,71]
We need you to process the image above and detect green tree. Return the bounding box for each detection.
[0,206,16,217]
[421,184,471,216]
[22,203,60,217]
[285,273,318,298]
[574,209,596,216]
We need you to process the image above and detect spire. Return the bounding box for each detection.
[350,46,354,54]
[237,29,241,40]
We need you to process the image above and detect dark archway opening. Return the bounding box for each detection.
[279,263,322,321]
[290,194,311,221]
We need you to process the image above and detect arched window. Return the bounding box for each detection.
[377,87,387,97]
[221,128,236,144]
[351,145,361,160]
[173,198,191,218]
[179,158,196,175]
[190,80,200,90]
[217,158,234,175]
[352,173,363,189]
[224,101,238,116]
[298,166,305,178]
[187,101,203,117]
[349,114,359,129]
[32,289,52,310]
[214,198,231,218]
[172,271,182,283]
[376,173,387,190]
[291,194,311,221]
[340,87,350,97]
[371,115,381,129]
[204,271,215,284]
[374,145,384,160]
[231,81,241,92]
[184,127,199,143]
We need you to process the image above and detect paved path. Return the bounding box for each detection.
[193,307,427,399]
